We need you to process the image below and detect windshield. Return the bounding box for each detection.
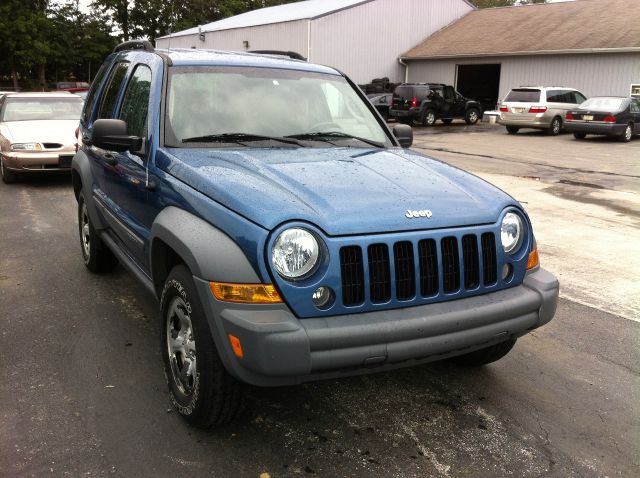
[165,66,391,148]
[1,97,83,121]
[505,89,541,103]
[579,97,626,112]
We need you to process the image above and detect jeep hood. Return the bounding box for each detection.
[159,147,517,236]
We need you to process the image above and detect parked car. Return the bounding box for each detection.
[72,41,559,428]
[0,92,84,183]
[498,86,587,135]
[565,96,640,142]
[390,83,482,126]
[368,93,392,121]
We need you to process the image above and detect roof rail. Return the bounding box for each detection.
[248,50,307,61]
[113,40,154,53]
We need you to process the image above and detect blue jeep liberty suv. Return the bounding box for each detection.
[72,41,559,428]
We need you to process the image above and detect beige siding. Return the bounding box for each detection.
[407,53,640,101]
[311,0,474,84]
[156,20,308,54]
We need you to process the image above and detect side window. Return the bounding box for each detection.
[81,62,109,124]
[629,100,639,113]
[574,92,587,104]
[119,64,152,137]
[443,86,455,101]
[98,62,129,119]
[546,90,562,103]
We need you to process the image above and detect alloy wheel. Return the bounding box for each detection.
[166,296,197,395]
[80,203,91,260]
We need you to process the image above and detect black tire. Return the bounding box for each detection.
[441,118,453,124]
[506,126,519,135]
[1,159,18,184]
[464,108,480,125]
[161,265,247,428]
[421,109,437,127]
[618,123,633,143]
[548,116,562,136]
[78,193,118,273]
[450,338,517,366]
[573,132,587,140]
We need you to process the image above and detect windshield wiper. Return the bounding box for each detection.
[286,131,385,148]
[181,133,304,147]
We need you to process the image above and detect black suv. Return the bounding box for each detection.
[390,83,482,126]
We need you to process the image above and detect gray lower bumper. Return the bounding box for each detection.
[195,268,559,387]
[564,122,625,135]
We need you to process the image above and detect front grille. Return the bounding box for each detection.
[339,232,498,307]
[42,143,63,149]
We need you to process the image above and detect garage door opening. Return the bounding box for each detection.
[456,64,501,112]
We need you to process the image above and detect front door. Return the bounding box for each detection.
[104,64,156,270]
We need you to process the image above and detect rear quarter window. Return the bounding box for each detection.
[505,89,541,102]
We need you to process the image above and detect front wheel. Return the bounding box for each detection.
[573,132,587,140]
[161,265,247,428]
[506,126,519,135]
[548,116,562,136]
[450,338,517,366]
[465,108,480,125]
[78,193,118,273]
[421,109,437,127]
[618,123,633,143]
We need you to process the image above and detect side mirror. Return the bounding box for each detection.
[392,124,413,148]
[91,119,142,153]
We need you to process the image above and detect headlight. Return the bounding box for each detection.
[501,212,524,254]
[272,228,320,279]
[11,143,42,151]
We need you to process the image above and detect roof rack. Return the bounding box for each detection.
[248,50,307,61]
[113,40,154,53]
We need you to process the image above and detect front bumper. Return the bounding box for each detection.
[1,148,75,172]
[564,121,626,136]
[195,268,559,387]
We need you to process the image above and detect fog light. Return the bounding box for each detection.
[312,286,334,309]
[502,264,513,281]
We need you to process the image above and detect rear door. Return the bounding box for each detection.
[631,99,640,133]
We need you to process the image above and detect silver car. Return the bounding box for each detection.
[498,87,587,136]
[0,92,83,183]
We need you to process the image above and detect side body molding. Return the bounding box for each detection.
[150,206,261,286]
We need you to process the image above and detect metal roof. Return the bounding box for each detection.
[159,0,371,39]
[402,0,640,60]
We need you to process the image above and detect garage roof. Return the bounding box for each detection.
[159,0,371,39]
[402,0,640,59]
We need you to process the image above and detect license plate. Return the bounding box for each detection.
[583,115,593,121]
[58,155,73,168]
[514,107,525,113]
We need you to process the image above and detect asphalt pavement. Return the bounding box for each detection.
[1,125,638,477]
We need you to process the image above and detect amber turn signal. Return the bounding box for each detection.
[210,282,282,304]
[527,247,540,270]
[228,334,244,359]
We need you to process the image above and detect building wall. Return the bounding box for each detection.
[310,0,474,84]
[156,20,308,55]
[406,53,640,101]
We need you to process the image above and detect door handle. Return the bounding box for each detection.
[103,153,117,166]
